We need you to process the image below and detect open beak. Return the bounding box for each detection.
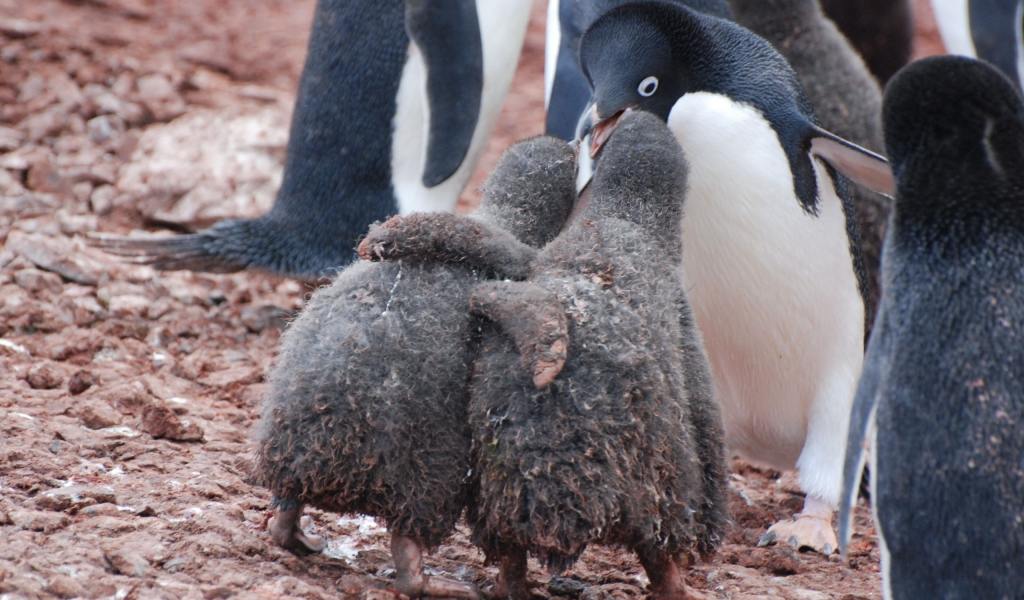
[575,102,630,159]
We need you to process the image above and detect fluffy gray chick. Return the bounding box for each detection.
[255,135,577,600]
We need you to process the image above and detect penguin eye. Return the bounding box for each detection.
[638,76,659,97]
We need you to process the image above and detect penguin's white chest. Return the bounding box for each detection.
[668,93,865,474]
[390,0,532,215]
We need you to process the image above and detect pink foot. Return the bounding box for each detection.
[268,504,326,554]
[758,495,838,555]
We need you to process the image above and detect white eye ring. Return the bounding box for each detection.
[638,76,659,97]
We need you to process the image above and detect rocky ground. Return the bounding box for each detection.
[0,0,944,598]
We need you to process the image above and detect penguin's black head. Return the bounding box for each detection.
[883,55,1024,192]
[578,3,693,142]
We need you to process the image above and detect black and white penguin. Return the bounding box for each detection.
[840,55,1024,599]
[932,0,1024,92]
[728,0,890,322]
[94,0,532,277]
[576,1,894,555]
[544,0,733,141]
[819,0,913,84]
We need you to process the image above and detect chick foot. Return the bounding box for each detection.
[268,503,326,554]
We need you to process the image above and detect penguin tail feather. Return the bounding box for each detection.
[87,230,248,273]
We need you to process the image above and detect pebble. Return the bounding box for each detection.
[35,485,116,512]
[25,361,66,390]
[141,402,204,442]
[77,401,122,429]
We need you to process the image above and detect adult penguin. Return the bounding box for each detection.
[931,0,1024,92]
[576,0,894,555]
[840,56,1024,599]
[93,0,532,278]
[729,0,890,322]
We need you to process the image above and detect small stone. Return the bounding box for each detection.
[108,294,151,316]
[105,547,150,577]
[26,155,70,195]
[58,211,99,235]
[10,509,71,532]
[5,231,104,285]
[72,181,94,204]
[80,503,121,517]
[548,577,586,598]
[47,573,87,599]
[77,401,122,429]
[67,370,96,395]
[90,184,116,215]
[203,586,235,599]
[764,548,802,576]
[141,402,204,442]
[26,361,65,389]
[0,19,45,38]
[13,268,63,293]
[240,304,294,333]
[86,114,125,143]
[35,485,116,512]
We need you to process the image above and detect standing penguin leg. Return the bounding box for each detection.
[491,545,529,600]
[638,551,706,600]
[267,500,326,554]
[391,533,482,599]
[758,364,859,555]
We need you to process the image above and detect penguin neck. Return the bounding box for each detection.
[579,197,683,254]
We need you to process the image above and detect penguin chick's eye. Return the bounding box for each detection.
[638,76,658,97]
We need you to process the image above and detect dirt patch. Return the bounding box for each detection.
[1,0,946,598]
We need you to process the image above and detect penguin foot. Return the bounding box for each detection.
[638,553,708,600]
[758,498,838,555]
[268,504,326,555]
[392,533,483,600]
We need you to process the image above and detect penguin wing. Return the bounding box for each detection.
[968,0,1024,91]
[405,0,483,187]
[838,304,893,556]
[809,126,895,197]
[470,281,570,389]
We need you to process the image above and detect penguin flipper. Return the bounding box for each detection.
[470,280,569,389]
[838,305,892,556]
[809,127,895,197]
[358,212,539,280]
[405,0,483,188]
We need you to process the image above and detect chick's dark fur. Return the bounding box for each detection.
[254,136,577,549]
[467,112,727,571]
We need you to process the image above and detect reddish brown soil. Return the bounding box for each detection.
[0,0,947,598]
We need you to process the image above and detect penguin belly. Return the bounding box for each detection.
[391,0,532,214]
[668,92,865,504]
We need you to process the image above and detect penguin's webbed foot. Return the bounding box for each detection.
[268,503,326,555]
[758,496,838,555]
[391,534,483,599]
[638,553,710,600]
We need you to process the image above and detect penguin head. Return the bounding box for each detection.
[587,110,689,240]
[577,2,696,138]
[883,55,1024,196]
[576,0,895,209]
[476,136,579,248]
